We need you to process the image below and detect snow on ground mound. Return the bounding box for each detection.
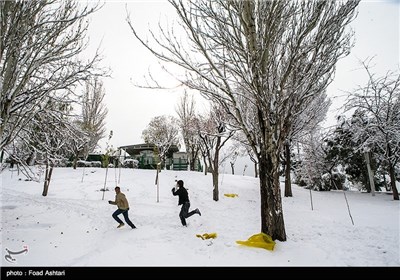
[1,168,398,266]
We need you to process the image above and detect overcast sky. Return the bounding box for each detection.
[84,0,399,152]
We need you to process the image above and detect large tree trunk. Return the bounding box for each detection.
[284,141,292,197]
[387,146,399,200]
[211,136,221,201]
[212,171,219,201]
[259,150,286,241]
[190,148,199,171]
[42,163,53,196]
[383,172,390,191]
[254,161,258,178]
[203,155,208,175]
[363,168,371,193]
[190,158,195,171]
[389,163,399,200]
[365,152,375,196]
[73,154,78,169]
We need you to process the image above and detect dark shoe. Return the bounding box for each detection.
[117,223,125,228]
[131,226,136,229]
[196,208,201,216]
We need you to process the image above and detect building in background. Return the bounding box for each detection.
[118,143,202,171]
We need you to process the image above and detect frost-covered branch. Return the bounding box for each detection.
[345,59,400,200]
[0,0,107,151]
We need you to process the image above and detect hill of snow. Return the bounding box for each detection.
[1,167,399,266]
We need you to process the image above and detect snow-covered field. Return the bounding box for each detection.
[1,167,399,266]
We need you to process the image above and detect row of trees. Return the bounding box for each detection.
[0,1,108,195]
[145,59,400,204]
[293,60,400,201]
[129,0,362,241]
[142,92,235,202]
[4,0,397,245]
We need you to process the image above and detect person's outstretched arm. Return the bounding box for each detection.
[108,199,116,205]
[172,185,179,195]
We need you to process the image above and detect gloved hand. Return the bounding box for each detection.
[108,200,112,204]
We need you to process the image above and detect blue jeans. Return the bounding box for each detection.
[112,208,136,228]
[179,202,197,226]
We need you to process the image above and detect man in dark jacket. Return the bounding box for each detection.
[172,180,201,226]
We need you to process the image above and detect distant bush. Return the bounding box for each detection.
[293,174,307,187]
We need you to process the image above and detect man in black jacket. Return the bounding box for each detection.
[172,180,201,226]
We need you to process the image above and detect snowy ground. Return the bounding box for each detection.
[1,167,399,267]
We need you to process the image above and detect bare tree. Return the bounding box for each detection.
[229,151,238,175]
[233,131,260,178]
[102,130,113,201]
[68,120,90,170]
[198,134,209,176]
[196,105,234,201]
[176,91,201,170]
[128,0,360,240]
[247,148,258,178]
[73,77,108,168]
[295,128,332,191]
[346,60,400,200]
[0,0,105,152]
[229,133,252,176]
[284,92,331,197]
[20,99,86,195]
[142,115,180,168]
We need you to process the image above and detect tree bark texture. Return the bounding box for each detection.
[284,141,293,197]
[259,149,286,241]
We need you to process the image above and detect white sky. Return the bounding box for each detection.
[84,0,400,151]
[1,167,399,266]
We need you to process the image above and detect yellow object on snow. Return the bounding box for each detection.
[196,233,217,240]
[224,193,238,198]
[236,232,276,251]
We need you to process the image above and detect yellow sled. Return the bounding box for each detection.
[236,232,276,251]
[196,233,217,240]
